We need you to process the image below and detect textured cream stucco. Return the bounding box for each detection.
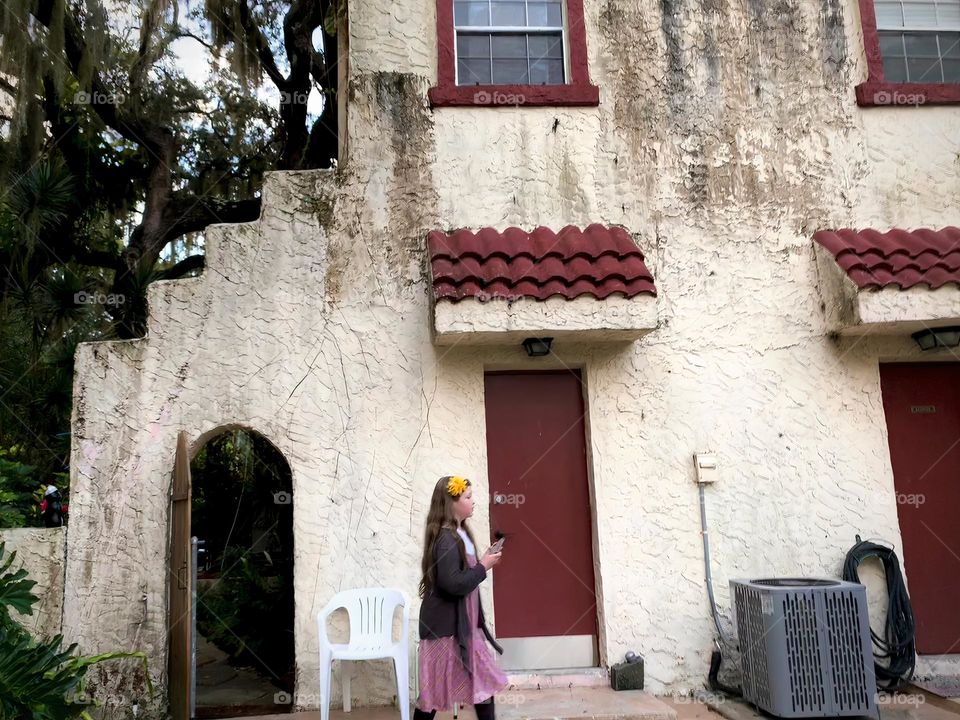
[0,527,65,640]
[61,0,960,716]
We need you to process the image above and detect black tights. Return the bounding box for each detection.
[414,698,495,720]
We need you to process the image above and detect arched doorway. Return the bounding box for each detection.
[188,427,295,718]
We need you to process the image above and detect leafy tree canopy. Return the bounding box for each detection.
[0,0,340,470]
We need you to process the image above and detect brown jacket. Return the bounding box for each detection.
[418,527,503,672]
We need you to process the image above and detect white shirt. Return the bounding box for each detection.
[457,527,476,557]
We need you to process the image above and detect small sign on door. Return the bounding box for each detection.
[911,405,936,414]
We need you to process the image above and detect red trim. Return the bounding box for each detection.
[429,0,600,108]
[855,0,960,106]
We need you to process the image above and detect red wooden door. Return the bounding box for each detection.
[880,363,960,654]
[484,371,597,655]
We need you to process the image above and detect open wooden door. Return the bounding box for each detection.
[169,431,192,720]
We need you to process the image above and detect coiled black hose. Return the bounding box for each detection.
[842,537,916,691]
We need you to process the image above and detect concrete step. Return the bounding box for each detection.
[496,687,677,720]
[505,668,610,690]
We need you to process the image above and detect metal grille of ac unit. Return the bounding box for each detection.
[734,585,771,709]
[732,578,878,719]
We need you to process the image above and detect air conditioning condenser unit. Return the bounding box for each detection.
[731,578,878,719]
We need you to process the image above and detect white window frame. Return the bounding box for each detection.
[453,0,571,86]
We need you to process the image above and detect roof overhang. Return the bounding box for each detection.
[433,294,658,345]
[814,228,960,335]
[428,225,658,346]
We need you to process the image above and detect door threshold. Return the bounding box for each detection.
[506,667,608,690]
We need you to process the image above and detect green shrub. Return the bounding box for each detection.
[0,452,42,529]
[0,542,152,719]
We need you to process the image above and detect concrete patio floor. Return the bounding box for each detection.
[216,686,678,720]
[214,684,960,720]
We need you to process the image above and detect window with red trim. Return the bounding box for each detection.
[428,0,599,107]
[856,0,960,105]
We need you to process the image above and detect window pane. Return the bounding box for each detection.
[904,31,941,55]
[528,33,564,59]
[903,1,939,27]
[879,31,906,56]
[904,32,942,80]
[491,0,525,25]
[527,1,563,26]
[492,58,529,83]
[455,1,490,26]
[940,2,960,26]
[882,53,910,80]
[492,33,528,57]
[875,1,904,28]
[458,58,492,84]
[908,55,942,79]
[458,33,492,57]
[941,31,960,56]
[529,58,565,83]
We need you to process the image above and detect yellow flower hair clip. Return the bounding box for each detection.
[447,475,469,498]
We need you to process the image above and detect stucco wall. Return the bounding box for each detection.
[63,0,960,716]
[0,527,65,640]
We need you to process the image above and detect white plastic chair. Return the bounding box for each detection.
[318,588,410,720]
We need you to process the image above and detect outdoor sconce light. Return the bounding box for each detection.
[522,337,553,357]
[911,326,960,351]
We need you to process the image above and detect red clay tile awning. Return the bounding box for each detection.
[814,227,960,290]
[428,224,657,302]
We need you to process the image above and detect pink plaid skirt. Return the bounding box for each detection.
[416,554,508,711]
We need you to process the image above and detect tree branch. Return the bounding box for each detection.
[158,254,204,279]
[173,29,215,50]
[71,247,122,271]
[34,0,169,153]
[162,194,262,242]
[234,2,288,90]
[276,0,330,168]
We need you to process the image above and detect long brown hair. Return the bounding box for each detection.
[418,475,478,598]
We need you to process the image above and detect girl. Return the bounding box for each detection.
[416,475,507,720]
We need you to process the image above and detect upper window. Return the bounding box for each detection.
[455,1,566,85]
[874,1,960,83]
[429,0,599,107]
[856,0,960,104]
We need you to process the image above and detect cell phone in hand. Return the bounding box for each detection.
[490,537,505,553]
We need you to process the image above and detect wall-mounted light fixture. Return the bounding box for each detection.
[911,326,960,351]
[522,337,553,357]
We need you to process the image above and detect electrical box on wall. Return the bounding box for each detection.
[693,453,718,483]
